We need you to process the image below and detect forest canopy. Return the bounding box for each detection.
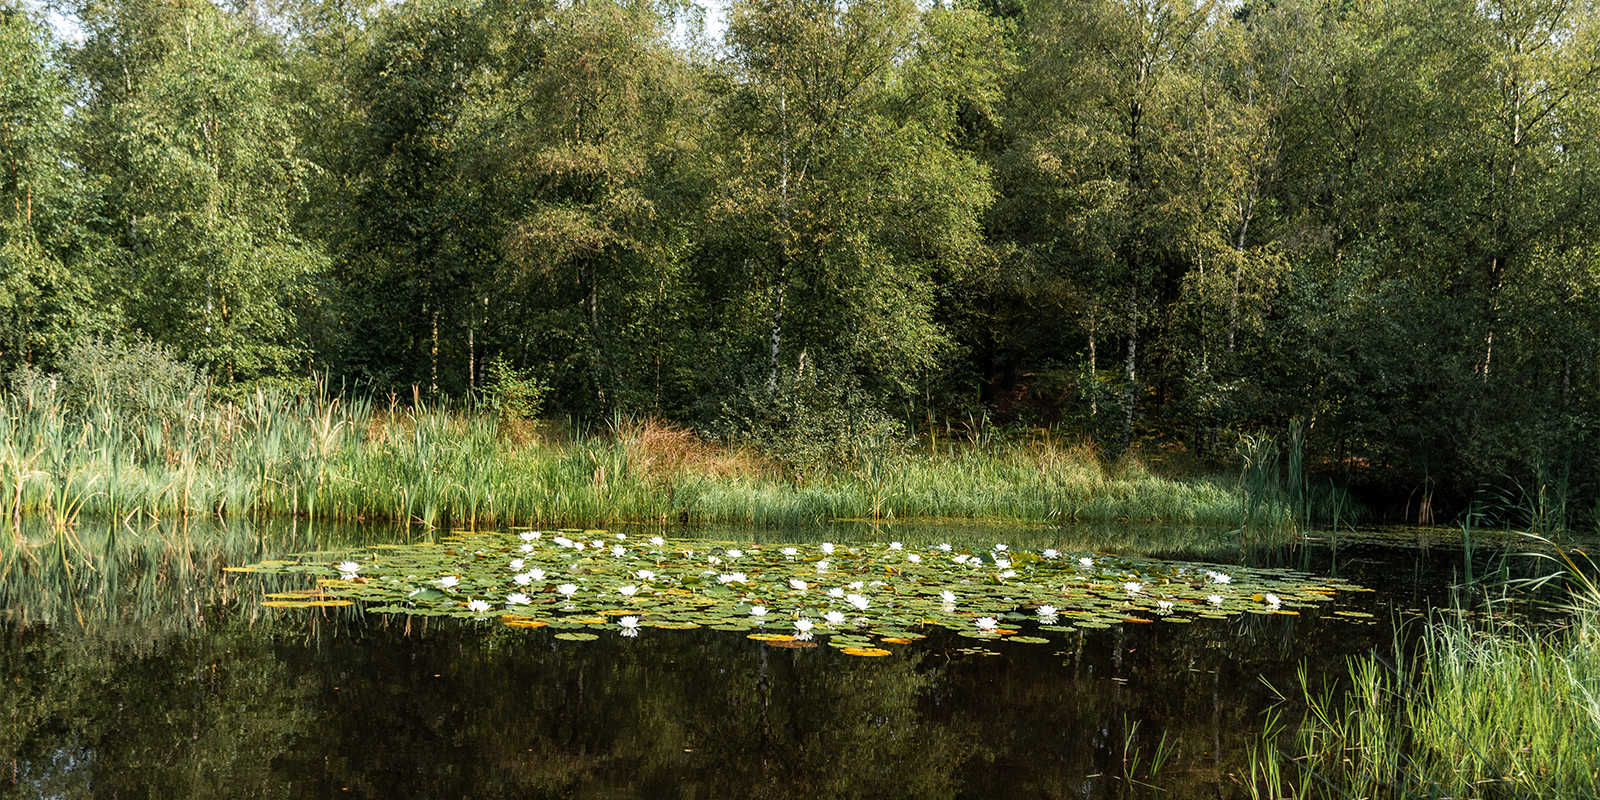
[4,0,1599,518]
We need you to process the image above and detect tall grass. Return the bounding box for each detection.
[0,378,1283,529]
[1249,543,1600,799]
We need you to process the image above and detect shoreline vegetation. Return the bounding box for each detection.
[0,375,1299,532]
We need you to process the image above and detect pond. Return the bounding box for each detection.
[0,517,1566,798]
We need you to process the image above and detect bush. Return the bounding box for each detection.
[714,359,906,476]
[479,357,548,424]
[8,335,207,421]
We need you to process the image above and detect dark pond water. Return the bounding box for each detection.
[0,517,1577,799]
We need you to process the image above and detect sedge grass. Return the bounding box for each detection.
[0,384,1292,530]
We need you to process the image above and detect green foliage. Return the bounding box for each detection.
[479,357,547,423]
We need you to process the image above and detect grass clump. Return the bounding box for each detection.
[0,341,1294,530]
[1249,546,1600,799]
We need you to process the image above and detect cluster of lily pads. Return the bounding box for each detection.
[232,529,1365,655]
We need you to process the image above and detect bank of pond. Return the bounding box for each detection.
[0,516,1593,798]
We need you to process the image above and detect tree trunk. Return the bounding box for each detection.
[1122,296,1138,452]
[430,310,439,398]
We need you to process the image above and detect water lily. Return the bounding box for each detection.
[1265,593,1282,609]
[849,581,865,590]
[519,531,538,541]
[828,587,845,598]
[782,547,798,558]
[907,553,922,563]
[1207,594,1225,605]
[513,572,534,586]
[618,584,638,597]
[437,575,459,590]
[889,541,903,550]
[940,589,957,605]
[506,592,531,606]
[846,593,869,610]
[727,549,743,559]
[650,536,665,547]
[467,599,491,614]
[619,615,640,637]
[707,555,722,566]
[337,561,360,579]
[1124,581,1142,595]
[815,560,830,572]
[717,572,747,585]
[1157,599,1175,614]
[615,533,627,540]
[509,558,525,571]
[1042,549,1059,559]
[975,616,998,631]
[750,605,768,617]
[998,569,1018,579]
[1079,557,1095,568]
[824,610,846,626]
[553,536,574,548]
[788,578,808,592]
[557,583,578,597]
[591,539,605,549]
[994,557,1012,570]
[636,569,655,580]
[993,543,1008,552]
[528,568,545,581]
[938,543,952,552]
[1207,571,1232,584]
[794,618,815,640]
[519,543,535,553]
[611,545,626,557]
[820,542,835,555]
[1037,604,1058,618]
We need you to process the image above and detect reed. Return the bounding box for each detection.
[0,381,1294,530]
[1249,541,1600,799]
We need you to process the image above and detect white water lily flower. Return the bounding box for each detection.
[615,533,627,540]
[337,561,361,578]
[824,610,847,626]
[717,572,747,585]
[868,580,885,587]
[557,583,578,597]
[994,557,1011,570]
[1037,604,1058,618]
[513,572,534,586]
[848,581,865,590]
[1265,593,1282,608]
[467,599,491,613]
[520,531,538,541]
[619,615,640,637]
[820,542,835,555]
[1207,571,1232,584]
[815,560,830,572]
[846,593,869,610]
[1208,594,1225,605]
[782,547,798,558]
[750,605,768,617]
[940,590,957,605]
[506,593,531,606]
[553,536,574,548]
[519,543,535,553]
[1124,581,1142,595]
[636,569,655,580]
[907,553,922,563]
[611,545,626,557]
[588,539,602,548]
[789,578,808,592]
[999,570,1018,579]
[437,576,459,589]
[1079,557,1095,568]
[619,584,638,597]
[938,543,952,552]
[650,536,665,547]
[727,549,743,559]
[993,543,1008,552]
[828,587,845,598]
[975,616,998,631]
[510,558,525,571]
[573,542,586,550]
[1157,599,1175,614]
[528,568,545,581]
[794,618,815,640]
[1042,549,1059,559]
[706,555,722,566]
[889,541,903,550]
[952,554,969,565]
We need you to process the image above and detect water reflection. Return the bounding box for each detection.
[0,516,1551,798]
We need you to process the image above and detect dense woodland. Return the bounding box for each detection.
[3,0,1600,520]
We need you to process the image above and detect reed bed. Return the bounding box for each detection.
[0,384,1280,530]
[1249,553,1600,799]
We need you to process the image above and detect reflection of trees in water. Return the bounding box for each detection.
[0,515,1404,799]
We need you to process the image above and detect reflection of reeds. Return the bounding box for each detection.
[0,384,1287,529]
[1249,538,1600,799]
